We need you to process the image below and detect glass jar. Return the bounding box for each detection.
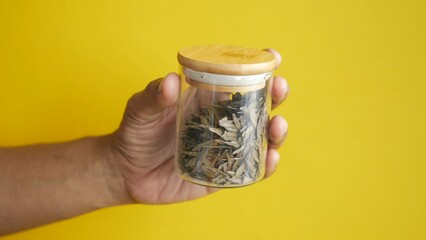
[175,45,276,188]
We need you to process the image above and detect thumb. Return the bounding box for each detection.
[125,73,180,124]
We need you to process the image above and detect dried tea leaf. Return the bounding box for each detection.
[235,163,246,178]
[221,131,238,141]
[185,158,196,168]
[209,127,224,136]
[226,177,243,184]
[243,176,253,184]
[232,113,241,129]
[216,139,241,148]
[219,117,238,132]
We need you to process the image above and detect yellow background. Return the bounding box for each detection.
[1,0,425,239]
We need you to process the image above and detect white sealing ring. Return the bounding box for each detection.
[183,68,273,87]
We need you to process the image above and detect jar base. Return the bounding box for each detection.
[179,172,264,188]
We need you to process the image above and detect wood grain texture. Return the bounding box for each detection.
[178,45,276,75]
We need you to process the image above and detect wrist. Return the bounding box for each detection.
[91,134,134,207]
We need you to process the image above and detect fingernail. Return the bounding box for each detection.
[283,120,288,135]
[273,151,280,168]
[157,78,165,94]
[272,151,280,173]
[281,121,288,143]
[283,81,290,100]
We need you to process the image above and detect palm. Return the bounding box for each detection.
[114,102,217,204]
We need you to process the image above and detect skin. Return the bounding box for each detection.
[0,49,289,235]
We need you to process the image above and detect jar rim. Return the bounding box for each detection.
[183,67,273,87]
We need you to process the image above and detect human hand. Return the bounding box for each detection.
[109,49,289,204]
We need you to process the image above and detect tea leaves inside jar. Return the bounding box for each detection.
[179,90,268,187]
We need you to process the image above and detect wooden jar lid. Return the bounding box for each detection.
[177,45,276,76]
